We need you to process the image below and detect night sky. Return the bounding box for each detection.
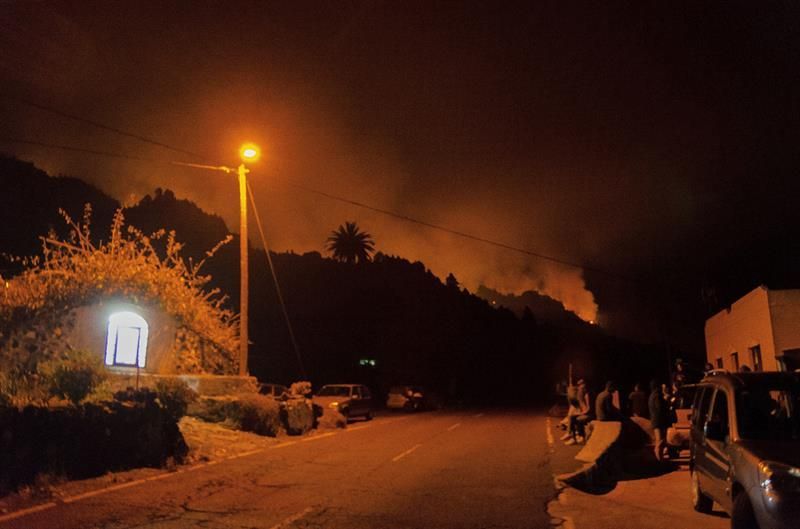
[2,2,799,346]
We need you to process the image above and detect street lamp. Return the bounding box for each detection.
[171,143,261,377]
[236,143,260,377]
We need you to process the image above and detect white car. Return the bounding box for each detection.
[313,384,373,420]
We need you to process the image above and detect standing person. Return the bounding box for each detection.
[649,380,669,461]
[595,381,620,421]
[628,383,649,419]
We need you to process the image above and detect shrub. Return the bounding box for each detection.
[188,394,281,437]
[233,394,281,436]
[282,399,314,435]
[186,396,229,423]
[39,349,106,405]
[0,206,239,374]
[289,381,312,398]
[0,372,10,407]
[318,408,347,429]
[154,378,197,420]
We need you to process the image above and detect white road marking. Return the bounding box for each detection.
[267,506,314,529]
[546,417,554,449]
[301,432,337,442]
[447,423,461,431]
[0,502,56,523]
[0,416,407,523]
[271,440,299,449]
[347,424,371,432]
[228,448,265,459]
[62,478,148,503]
[144,472,176,482]
[473,413,484,418]
[375,416,411,426]
[392,443,423,462]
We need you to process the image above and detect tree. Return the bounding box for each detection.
[326,222,375,264]
[445,273,459,290]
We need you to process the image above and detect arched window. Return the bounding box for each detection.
[105,311,149,367]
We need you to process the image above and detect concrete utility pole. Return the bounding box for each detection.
[171,143,260,378]
[238,163,249,376]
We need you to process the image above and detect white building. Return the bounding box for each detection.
[705,286,800,372]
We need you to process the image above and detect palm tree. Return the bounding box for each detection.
[326,221,375,264]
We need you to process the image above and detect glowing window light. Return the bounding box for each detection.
[105,311,149,367]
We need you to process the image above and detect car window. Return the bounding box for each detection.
[693,386,712,427]
[352,387,361,398]
[675,386,696,409]
[317,386,351,397]
[710,389,729,437]
[737,382,800,441]
[361,387,372,399]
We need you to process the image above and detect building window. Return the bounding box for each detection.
[105,311,149,367]
[749,345,763,372]
[730,352,739,372]
[715,357,723,369]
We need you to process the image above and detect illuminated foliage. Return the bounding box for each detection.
[0,205,239,376]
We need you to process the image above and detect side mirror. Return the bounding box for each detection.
[704,419,725,441]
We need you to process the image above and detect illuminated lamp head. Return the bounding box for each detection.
[239,143,261,162]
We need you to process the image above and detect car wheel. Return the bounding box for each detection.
[691,470,713,514]
[731,491,759,529]
[365,410,373,421]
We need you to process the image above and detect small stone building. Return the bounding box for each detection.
[705,285,800,372]
[2,297,252,395]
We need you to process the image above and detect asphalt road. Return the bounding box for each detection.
[2,410,559,529]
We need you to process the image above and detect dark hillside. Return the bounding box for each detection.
[0,156,118,267]
[1,158,675,404]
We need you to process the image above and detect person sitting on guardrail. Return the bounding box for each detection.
[565,379,592,445]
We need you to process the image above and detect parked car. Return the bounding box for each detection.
[387,385,425,411]
[690,370,800,529]
[313,384,373,420]
[259,383,288,399]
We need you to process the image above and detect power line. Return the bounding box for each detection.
[0,136,153,163]
[1,94,216,163]
[247,182,307,378]
[275,178,625,279]
[0,117,627,280]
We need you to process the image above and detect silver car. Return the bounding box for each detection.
[313,384,374,420]
[690,371,800,529]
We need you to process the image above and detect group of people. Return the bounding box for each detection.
[557,360,701,461]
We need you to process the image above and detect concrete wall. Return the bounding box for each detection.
[705,286,776,371]
[768,289,800,368]
[69,299,178,375]
[705,286,800,372]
